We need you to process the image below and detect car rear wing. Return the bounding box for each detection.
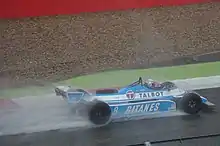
[55,86,70,97]
[55,86,92,103]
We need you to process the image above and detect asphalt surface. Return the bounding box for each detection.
[0,87,220,146]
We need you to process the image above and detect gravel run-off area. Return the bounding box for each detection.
[0,2,220,88]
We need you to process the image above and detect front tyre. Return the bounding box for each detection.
[88,101,112,126]
[181,93,202,114]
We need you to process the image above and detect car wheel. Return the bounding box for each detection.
[88,101,112,126]
[181,93,202,114]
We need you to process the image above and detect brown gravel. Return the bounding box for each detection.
[0,2,220,88]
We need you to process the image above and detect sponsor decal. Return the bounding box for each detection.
[124,102,160,114]
[139,91,164,98]
[126,90,135,99]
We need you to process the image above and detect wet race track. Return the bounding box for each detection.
[1,87,220,146]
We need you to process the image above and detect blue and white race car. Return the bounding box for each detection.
[55,77,215,126]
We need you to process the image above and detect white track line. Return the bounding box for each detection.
[173,75,220,90]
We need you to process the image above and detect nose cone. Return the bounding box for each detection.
[200,96,208,103]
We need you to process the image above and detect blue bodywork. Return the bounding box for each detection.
[109,100,177,119]
[96,78,211,119]
[56,77,214,123]
[93,78,209,104]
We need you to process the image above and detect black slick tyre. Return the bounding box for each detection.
[88,101,112,126]
[181,93,202,114]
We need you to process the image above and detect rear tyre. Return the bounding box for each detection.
[181,93,202,114]
[88,101,112,126]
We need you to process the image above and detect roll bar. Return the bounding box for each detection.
[138,77,143,85]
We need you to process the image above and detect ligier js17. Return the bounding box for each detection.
[55,77,215,126]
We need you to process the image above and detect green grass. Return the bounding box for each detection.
[1,61,220,98]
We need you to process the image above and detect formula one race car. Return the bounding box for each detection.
[55,77,215,126]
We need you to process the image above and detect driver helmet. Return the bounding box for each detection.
[147,79,154,87]
[147,79,161,88]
